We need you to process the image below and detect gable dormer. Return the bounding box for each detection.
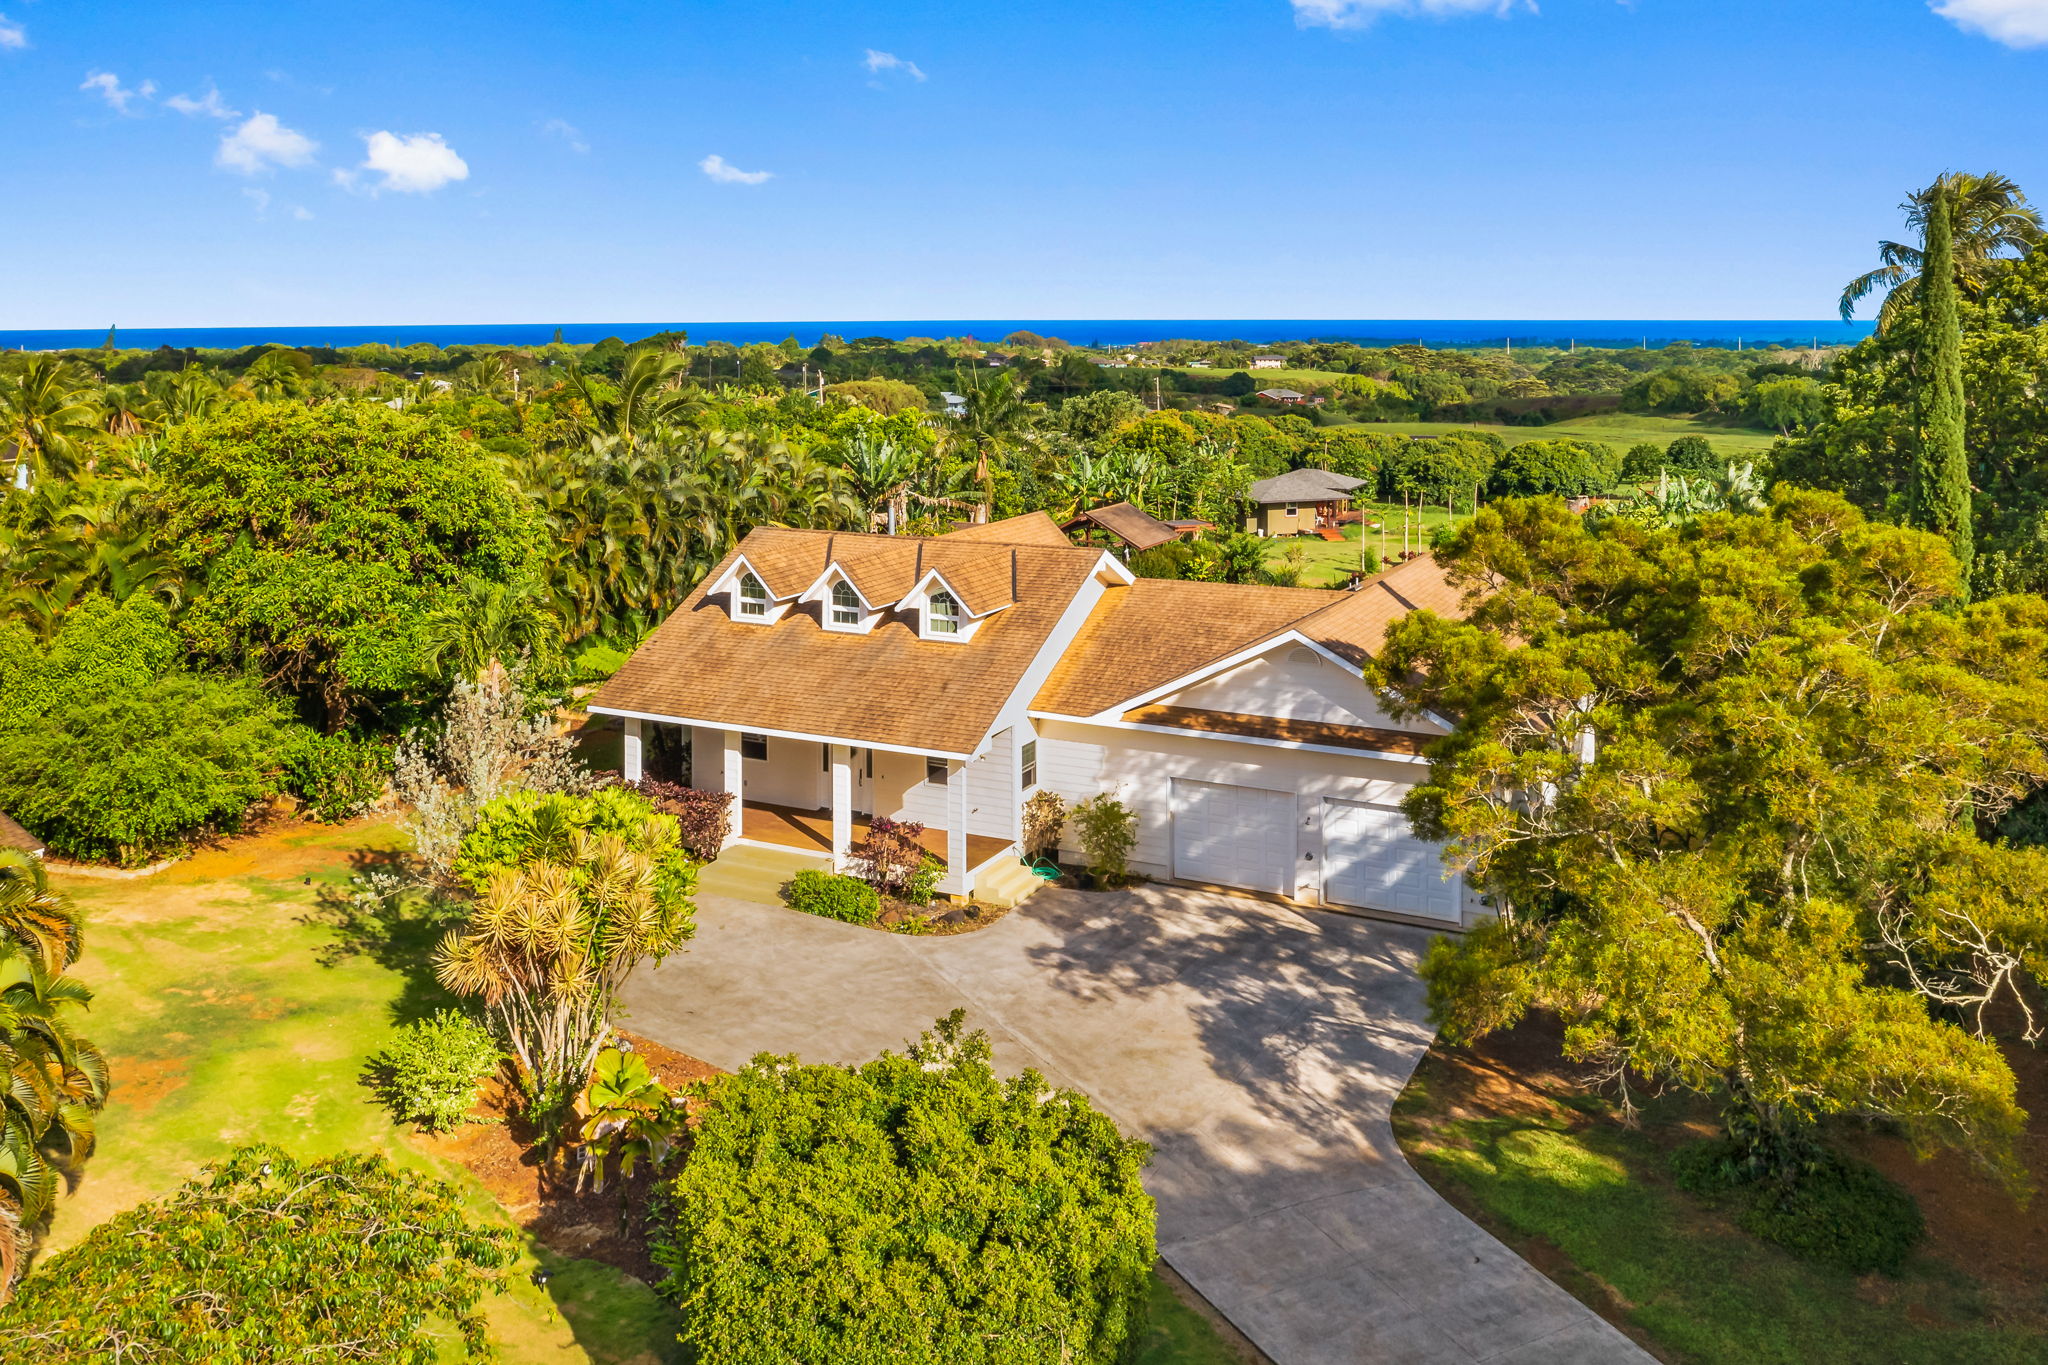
[894,568,1007,643]
[797,563,883,635]
[708,555,796,625]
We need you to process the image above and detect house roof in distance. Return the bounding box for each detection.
[1061,501,1181,554]
[0,809,43,857]
[590,526,1118,757]
[1247,469,1369,506]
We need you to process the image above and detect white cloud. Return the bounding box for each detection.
[242,188,270,215]
[81,71,156,114]
[0,14,25,50]
[344,130,470,193]
[216,112,319,174]
[166,86,239,119]
[699,153,772,185]
[863,49,926,81]
[1933,0,2048,46]
[1291,0,1531,27]
[540,118,589,153]
[292,205,315,221]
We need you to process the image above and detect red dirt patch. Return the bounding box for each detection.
[410,1031,724,1284]
[109,1056,190,1115]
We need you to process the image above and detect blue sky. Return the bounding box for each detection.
[2,0,2044,327]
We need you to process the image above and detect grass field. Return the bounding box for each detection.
[1394,1025,2048,1365]
[1264,508,1460,587]
[1339,411,1783,459]
[35,819,1240,1363]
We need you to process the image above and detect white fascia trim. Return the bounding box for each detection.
[1081,629,1359,721]
[796,561,874,610]
[894,566,1013,620]
[1092,550,1137,587]
[708,554,799,602]
[586,705,975,761]
[1029,711,1432,765]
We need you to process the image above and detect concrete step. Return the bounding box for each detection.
[973,854,1048,909]
[697,841,827,904]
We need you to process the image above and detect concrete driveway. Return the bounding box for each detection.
[619,884,1652,1365]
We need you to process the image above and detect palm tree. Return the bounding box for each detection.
[0,356,101,485]
[564,348,700,449]
[1840,172,2043,331]
[949,366,1042,519]
[417,577,564,682]
[0,856,106,1299]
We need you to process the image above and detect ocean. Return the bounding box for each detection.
[0,319,1874,353]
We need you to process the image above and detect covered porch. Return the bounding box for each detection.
[618,717,1025,901]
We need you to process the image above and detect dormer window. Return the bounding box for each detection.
[928,590,961,637]
[738,573,768,618]
[830,580,861,627]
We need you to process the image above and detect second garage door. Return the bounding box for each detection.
[1321,798,1460,922]
[1171,778,1295,895]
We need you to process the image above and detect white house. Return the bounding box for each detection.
[1251,354,1287,369]
[589,512,1481,927]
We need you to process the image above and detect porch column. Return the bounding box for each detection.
[947,758,971,899]
[621,717,643,784]
[719,730,744,849]
[829,744,854,872]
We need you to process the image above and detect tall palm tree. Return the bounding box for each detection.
[950,366,1042,519]
[0,356,101,485]
[1840,172,2043,331]
[564,348,700,449]
[0,857,105,1300]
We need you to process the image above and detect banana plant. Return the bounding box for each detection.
[574,1046,686,1194]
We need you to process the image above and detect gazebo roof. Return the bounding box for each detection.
[1061,501,1182,554]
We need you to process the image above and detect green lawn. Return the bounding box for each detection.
[1394,1053,2048,1365]
[38,819,1238,1363]
[1341,411,1783,459]
[1264,507,1460,587]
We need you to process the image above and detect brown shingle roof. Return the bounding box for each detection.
[1063,501,1181,554]
[1121,705,1432,757]
[939,511,1074,548]
[1032,554,1467,716]
[592,527,1109,756]
[0,810,42,857]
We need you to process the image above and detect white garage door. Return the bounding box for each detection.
[1172,778,1296,895]
[1322,798,1460,922]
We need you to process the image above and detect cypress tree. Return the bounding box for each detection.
[1914,180,1973,590]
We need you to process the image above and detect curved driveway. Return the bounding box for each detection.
[620,884,1651,1365]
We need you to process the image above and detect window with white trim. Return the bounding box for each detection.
[830,580,861,626]
[1020,739,1038,790]
[738,573,768,618]
[928,590,961,637]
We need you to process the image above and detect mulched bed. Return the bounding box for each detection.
[876,896,1018,935]
[408,1030,724,1285]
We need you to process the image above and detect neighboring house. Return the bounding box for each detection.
[589,512,1480,926]
[1243,469,1369,537]
[1186,360,1212,369]
[939,391,967,417]
[1251,355,1286,369]
[0,810,44,859]
[1255,388,1321,407]
[1061,501,1188,557]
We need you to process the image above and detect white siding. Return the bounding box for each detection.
[884,738,1013,839]
[1036,718,1483,924]
[738,734,824,808]
[1163,647,1445,735]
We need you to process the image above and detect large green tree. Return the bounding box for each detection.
[1915,181,1974,586]
[155,402,543,728]
[1367,493,2048,1184]
[651,1011,1155,1364]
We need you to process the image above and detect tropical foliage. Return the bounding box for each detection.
[649,1011,1155,1364]
[1368,493,2048,1185]
[0,1146,513,1361]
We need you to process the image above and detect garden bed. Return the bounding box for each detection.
[408,1030,724,1286]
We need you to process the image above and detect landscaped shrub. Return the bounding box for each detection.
[365,1009,502,1133]
[1072,793,1138,887]
[281,728,392,822]
[1669,1138,1925,1275]
[649,1011,1156,1364]
[572,643,630,682]
[850,816,934,899]
[636,778,732,862]
[1022,790,1068,861]
[784,868,881,924]
[0,1146,514,1361]
[1664,434,1723,477]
